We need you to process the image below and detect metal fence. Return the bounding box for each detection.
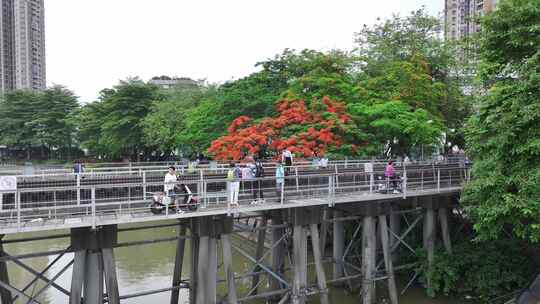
[0,156,469,176]
[0,165,469,233]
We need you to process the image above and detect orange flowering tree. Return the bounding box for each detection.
[207,97,366,160]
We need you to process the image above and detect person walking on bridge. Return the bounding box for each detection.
[227,163,241,207]
[275,161,285,200]
[385,160,398,193]
[282,148,293,175]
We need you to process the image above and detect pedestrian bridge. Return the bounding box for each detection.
[0,162,467,234]
[0,161,470,304]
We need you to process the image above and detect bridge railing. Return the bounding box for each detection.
[0,166,469,232]
[0,157,465,176]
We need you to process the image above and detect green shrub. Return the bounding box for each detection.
[417,240,534,302]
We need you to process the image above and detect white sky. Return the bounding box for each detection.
[45,0,442,103]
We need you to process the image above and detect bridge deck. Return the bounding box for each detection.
[0,186,462,234]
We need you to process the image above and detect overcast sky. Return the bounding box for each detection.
[45,0,442,103]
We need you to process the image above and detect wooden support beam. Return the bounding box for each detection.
[270,211,286,297]
[102,248,119,304]
[83,251,104,304]
[362,216,376,304]
[222,234,238,304]
[309,224,329,304]
[251,216,267,294]
[292,225,307,304]
[196,236,209,304]
[438,208,452,254]
[171,224,187,304]
[333,210,344,282]
[320,209,329,256]
[423,208,436,291]
[189,232,199,304]
[208,237,218,304]
[378,215,398,304]
[70,251,86,304]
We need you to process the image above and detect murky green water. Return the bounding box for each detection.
[3,222,463,303]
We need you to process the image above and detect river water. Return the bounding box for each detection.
[4,222,462,304]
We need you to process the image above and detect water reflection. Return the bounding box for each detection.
[3,222,460,304]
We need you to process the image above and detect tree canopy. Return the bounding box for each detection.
[462,0,540,243]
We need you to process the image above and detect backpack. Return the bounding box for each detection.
[227,168,235,180]
[255,162,265,177]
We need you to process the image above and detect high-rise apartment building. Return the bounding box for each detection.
[444,0,498,40]
[0,0,46,92]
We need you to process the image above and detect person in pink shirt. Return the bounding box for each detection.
[385,160,397,191]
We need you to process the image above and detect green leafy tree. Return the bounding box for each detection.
[350,101,443,156]
[0,87,79,160]
[142,87,209,156]
[30,86,79,159]
[78,79,163,160]
[179,49,358,152]
[462,0,540,243]
[0,90,41,159]
[355,9,471,153]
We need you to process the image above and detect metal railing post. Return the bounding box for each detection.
[369,173,374,194]
[16,190,21,229]
[437,169,441,193]
[328,175,332,207]
[199,170,205,209]
[280,179,284,205]
[91,187,96,229]
[203,180,208,209]
[142,171,147,200]
[421,170,424,191]
[295,167,299,192]
[76,174,81,205]
[402,168,407,199]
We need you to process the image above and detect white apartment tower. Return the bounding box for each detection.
[444,0,498,40]
[0,0,46,92]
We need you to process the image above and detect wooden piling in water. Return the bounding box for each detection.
[424,207,436,291]
[170,223,186,304]
[270,211,286,300]
[333,210,344,282]
[251,215,268,294]
[292,225,307,304]
[189,221,199,304]
[310,224,329,304]
[362,215,376,304]
[222,233,238,304]
[438,207,452,254]
[379,215,398,304]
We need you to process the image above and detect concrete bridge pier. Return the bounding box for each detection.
[339,202,399,304]
[190,215,236,304]
[69,225,119,304]
[290,207,329,304]
[333,209,345,283]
